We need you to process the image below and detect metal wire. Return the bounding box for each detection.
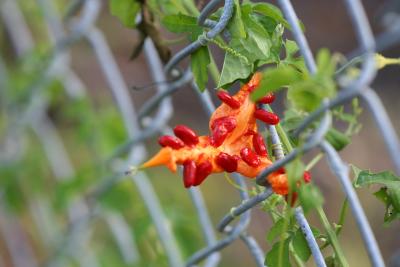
[1,0,399,266]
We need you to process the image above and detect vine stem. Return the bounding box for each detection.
[316,206,349,267]
[271,110,349,266]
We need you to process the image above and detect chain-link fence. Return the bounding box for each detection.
[0,0,399,267]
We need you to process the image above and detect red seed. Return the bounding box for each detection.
[257,93,276,104]
[183,160,197,188]
[245,129,257,136]
[303,171,311,183]
[174,125,199,146]
[240,147,261,167]
[217,91,241,109]
[252,133,268,156]
[194,161,213,186]
[215,152,239,173]
[158,135,185,149]
[277,167,286,174]
[254,109,280,125]
[210,116,237,147]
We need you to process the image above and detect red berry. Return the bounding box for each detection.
[183,160,197,188]
[240,147,261,167]
[158,135,185,149]
[257,93,276,104]
[194,161,213,186]
[174,125,199,146]
[303,171,311,183]
[217,91,241,109]
[254,109,280,125]
[252,133,268,156]
[215,152,239,173]
[210,116,237,147]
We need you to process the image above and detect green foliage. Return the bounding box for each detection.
[286,158,305,190]
[325,128,351,151]
[267,217,286,243]
[191,46,210,91]
[353,166,400,225]
[251,2,290,29]
[110,0,141,28]
[251,65,303,101]
[218,3,286,87]
[265,238,291,267]
[298,183,324,214]
[292,228,311,262]
[227,0,246,38]
[161,13,202,40]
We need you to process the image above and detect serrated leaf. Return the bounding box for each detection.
[191,46,210,92]
[325,128,351,151]
[110,0,140,28]
[267,218,286,243]
[298,184,324,213]
[353,168,400,225]
[251,65,303,101]
[292,228,311,262]
[354,170,400,188]
[265,238,291,267]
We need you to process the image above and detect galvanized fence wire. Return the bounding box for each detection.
[0,0,399,267]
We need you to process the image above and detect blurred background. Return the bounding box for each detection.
[0,0,399,267]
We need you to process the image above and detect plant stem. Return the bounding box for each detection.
[336,198,348,236]
[316,206,349,267]
[305,153,323,171]
[277,206,291,267]
[290,243,306,267]
[265,105,293,153]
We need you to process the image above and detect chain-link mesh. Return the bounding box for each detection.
[0,0,399,267]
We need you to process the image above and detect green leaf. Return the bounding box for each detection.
[292,228,311,262]
[325,128,351,151]
[287,78,335,112]
[281,108,306,134]
[267,218,286,243]
[242,12,271,58]
[351,164,363,180]
[265,238,292,267]
[227,0,246,38]
[191,46,210,92]
[353,168,400,225]
[110,0,140,28]
[285,40,299,58]
[298,184,324,213]
[251,65,303,101]
[286,158,305,190]
[354,170,400,188]
[218,50,252,88]
[252,3,290,29]
[161,13,202,37]
[316,48,337,79]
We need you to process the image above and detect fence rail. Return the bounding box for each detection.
[0,0,399,266]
